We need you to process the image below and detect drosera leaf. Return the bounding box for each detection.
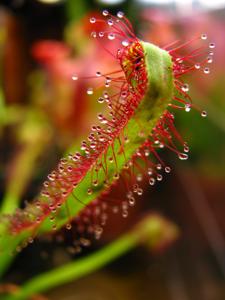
[0,10,213,275]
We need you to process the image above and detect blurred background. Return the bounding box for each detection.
[0,0,225,299]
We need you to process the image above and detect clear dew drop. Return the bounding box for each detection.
[72,74,78,81]
[108,33,115,40]
[204,67,210,74]
[122,40,129,47]
[122,210,128,218]
[165,166,171,173]
[96,71,101,77]
[136,173,143,182]
[178,153,189,160]
[201,33,207,40]
[185,103,191,112]
[87,87,94,95]
[195,63,201,69]
[149,178,155,186]
[209,51,214,56]
[89,17,96,24]
[107,19,114,26]
[98,97,104,103]
[102,10,109,16]
[117,11,124,18]
[181,84,189,93]
[157,174,163,181]
[201,110,207,117]
[147,168,153,176]
[91,31,97,38]
[129,197,135,206]
[137,188,143,196]
[209,42,215,49]
[207,56,213,64]
[99,31,104,38]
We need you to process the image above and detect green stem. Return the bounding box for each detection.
[2,214,178,300]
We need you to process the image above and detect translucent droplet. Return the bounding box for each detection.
[102,10,109,16]
[72,74,78,81]
[99,31,104,38]
[207,56,213,64]
[204,67,210,74]
[108,33,115,40]
[181,84,189,93]
[91,31,97,38]
[178,153,188,160]
[90,17,96,24]
[157,174,163,181]
[87,87,94,95]
[165,166,171,173]
[201,110,207,117]
[98,97,104,103]
[195,63,201,69]
[209,42,215,49]
[136,173,143,182]
[122,210,128,218]
[185,103,191,112]
[209,51,214,56]
[122,40,129,47]
[149,178,155,186]
[87,188,93,195]
[107,19,114,26]
[117,11,124,18]
[129,197,135,206]
[156,164,162,170]
[201,33,207,40]
[147,168,153,176]
[96,71,101,77]
[184,146,189,153]
[137,188,143,196]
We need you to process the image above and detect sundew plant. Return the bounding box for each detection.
[0,10,214,299]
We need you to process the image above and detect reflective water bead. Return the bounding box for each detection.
[178,153,188,160]
[91,31,97,38]
[209,42,215,49]
[99,31,104,38]
[149,178,155,186]
[122,40,129,47]
[96,71,101,77]
[201,33,207,40]
[147,168,153,176]
[87,188,93,195]
[204,67,210,74]
[136,174,143,182]
[129,197,135,206]
[89,17,96,24]
[107,19,114,26]
[117,11,124,18]
[87,87,94,95]
[165,166,171,173]
[182,84,189,93]
[122,210,128,218]
[108,33,115,40]
[157,174,163,181]
[207,56,213,64]
[195,63,201,69]
[156,163,162,170]
[201,110,207,117]
[102,10,109,16]
[72,74,78,81]
[185,103,191,112]
[137,188,143,196]
[98,97,104,103]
